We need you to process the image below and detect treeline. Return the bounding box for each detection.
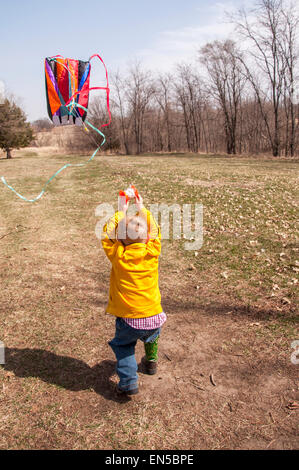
[87,0,298,157]
[32,0,298,157]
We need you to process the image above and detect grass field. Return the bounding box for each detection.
[0,150,298,449]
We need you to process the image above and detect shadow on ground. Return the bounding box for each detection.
[2,348,133,404]
[162,293,297,321]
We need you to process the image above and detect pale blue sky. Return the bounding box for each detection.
[0,0,247,121]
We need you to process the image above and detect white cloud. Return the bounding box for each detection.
[134,3,238,72]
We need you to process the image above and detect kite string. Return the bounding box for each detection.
[0,106,106,202]
[1,54,110,203]
[64,53,111,129]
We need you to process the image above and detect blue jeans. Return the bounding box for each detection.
[109,317,161,392]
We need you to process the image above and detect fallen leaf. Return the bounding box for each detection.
[163,353,172,361]
[286,401,299,410]
[5,371,14,380]
[210,374,217,386]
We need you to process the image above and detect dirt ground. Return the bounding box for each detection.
[0,151,298,449]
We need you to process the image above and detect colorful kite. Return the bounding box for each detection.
[1,54,111,202]
[45,56,91,126]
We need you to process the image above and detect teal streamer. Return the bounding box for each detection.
[0,100,106,203]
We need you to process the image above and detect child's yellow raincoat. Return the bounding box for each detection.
[101,208,162,318]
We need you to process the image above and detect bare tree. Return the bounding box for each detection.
[126,62,155,154]
[199,40,246,155]
[155,73,174,152]
[111,71,132,154]
[173,64,204,153]
[279,2,299,156]
[32,118,53,132]
[88,94,120,152]
[233,0,299,156]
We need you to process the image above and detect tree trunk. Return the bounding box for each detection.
[6,148,12,159]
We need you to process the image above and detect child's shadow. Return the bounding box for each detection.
[2,348,131,403]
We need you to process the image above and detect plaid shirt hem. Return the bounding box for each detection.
[121,312,167,330]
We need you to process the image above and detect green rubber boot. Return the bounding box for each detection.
[143,336,159,375]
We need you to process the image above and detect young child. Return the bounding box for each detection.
[101,191,166,395]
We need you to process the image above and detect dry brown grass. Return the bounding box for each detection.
[0,150,298,449]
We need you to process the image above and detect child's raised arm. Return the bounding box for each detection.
[101,196,129,261]
[136,196,161,257]
[101,211,125,261]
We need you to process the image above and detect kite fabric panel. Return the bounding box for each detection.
[45,57,91,126]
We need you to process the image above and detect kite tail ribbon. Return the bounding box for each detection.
[0,53,110,203]
[0,117,105,203]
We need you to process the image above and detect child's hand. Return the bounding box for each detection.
[119,195,129,213]
[135,194,144,212]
